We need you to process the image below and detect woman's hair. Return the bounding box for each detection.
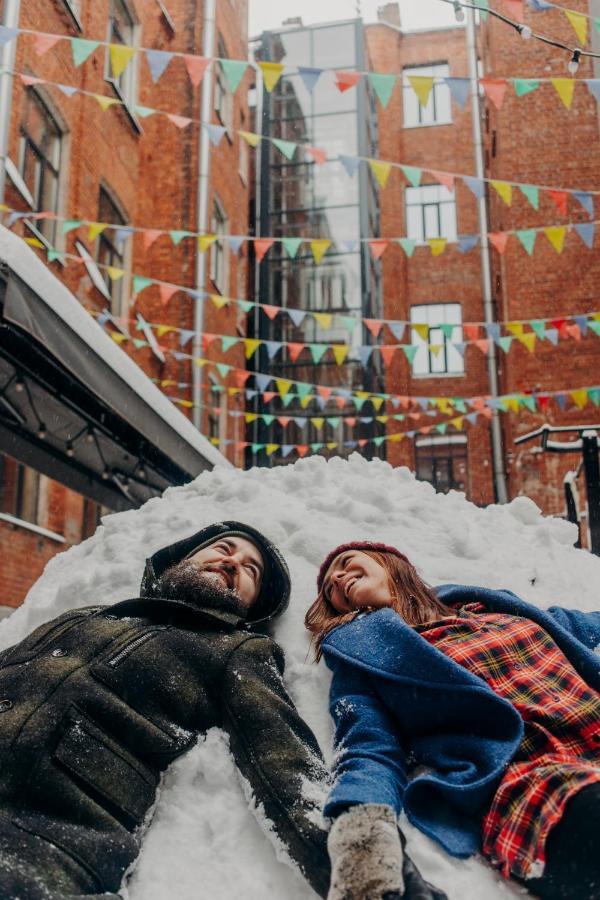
[304,550,455,661]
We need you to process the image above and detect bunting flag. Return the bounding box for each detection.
[369,73,397,108]
[564,10,588,44]
[219,59,248,93]
[184,55,210,87]
[71,38,99,67]
[481,78,509,110]
[310,240,331,264]
[407,75,433,108]
[552,78,576,110]
[298,66,322,93]
[369,160,392,189]
[109,44,136,78]
[145,49,173,82]
[259,61,285,92]
[335,71,361,92]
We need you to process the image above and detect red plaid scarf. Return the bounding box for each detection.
[417,602,600,879]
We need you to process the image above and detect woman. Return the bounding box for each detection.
[305,541,600,900]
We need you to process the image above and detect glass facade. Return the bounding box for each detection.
[248,20,384,466]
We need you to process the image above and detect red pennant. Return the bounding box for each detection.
[233,369,251,387]
[479,407,493,420]
[307,146,327,165]
[287,343,304,362]
[565,324,582,341]
[278,417,291,427]
[475,339,490,354]
[380,346,397,367]
[335,71,361,92]
[470,398,487,411]
[364,319,383,338]
[254,239,274,262]
[296,445,309,458]
[420,426,432,435]
[346,418,357,427]
[143,229,162,251]
[20,74,45,87]
[183,55,210,87]
[463,323,480,342]
[399,396,410,410]
[550,318,567,337]
[480,78,509,110]
[335,396,347,409]
[430,170,455,192]
[262,304,279,320]
[368,240,389,260]
[537,395,550,412]
[504,0,525,23]
[201,333,217,352]
[317,386,333,401]
[159,283,178,305]
[488,232,509,254]
[263,391,277,403]
[358,439,368,448]
[548,190,568,216]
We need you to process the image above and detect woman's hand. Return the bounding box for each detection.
[327,804,404,900]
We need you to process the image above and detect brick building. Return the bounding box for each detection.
[0,0,250,606]
[366,0,600,522]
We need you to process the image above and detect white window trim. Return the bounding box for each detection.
[5,156,35,206]
[403,63,452,130]
[60,0,83,30]
[104,0,142,134]
[415,435,468,448]
[76,239,112,302]
[97,182,132,322]
[0,512,65,543]
[405,184,457,246]
[210,195,229,296]
[410,302,465,379]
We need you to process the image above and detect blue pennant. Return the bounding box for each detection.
[145,49,173,83]
[545,328,559,345]
[265,341,283,360]
[287,308,306,327]
[298,66,323,93]
[458,234,479,253]
[574,222,595,249]
[255,373,272,392]
[573,191,594,218]
[227,235,245,254]
[207,124,227,146]
[464,177,485,199]
[586,80,600,104]
[574,315,589,335]
[485,323,501,343]
[388,322,406,341]
[359,346,374,367]
[338,155,361,178]
[445,78,470,110]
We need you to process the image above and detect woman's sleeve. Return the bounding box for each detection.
[324,659,408,820]
[546,606,600,649]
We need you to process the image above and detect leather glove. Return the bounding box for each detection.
[327,804,404,900]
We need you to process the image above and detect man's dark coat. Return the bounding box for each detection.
[0,522,329,899]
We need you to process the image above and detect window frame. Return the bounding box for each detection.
[210,195,229,295]
[105,0,142,132]
[60,0,83,30]
[410,302,465,378]
[405,183,457,245]
[214,36,234,133]
[414,435,468,495]
[95,185,131,322]
[402,63,452,129]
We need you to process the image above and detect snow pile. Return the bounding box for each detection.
[2,453,599,900]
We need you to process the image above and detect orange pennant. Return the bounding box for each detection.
[488,232,509,254]
[480,78,509,110]
[254,239,274,262]
[335,71,361,92]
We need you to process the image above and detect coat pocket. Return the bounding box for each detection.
[54,706,159,828]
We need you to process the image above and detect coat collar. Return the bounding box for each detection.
[108,596,244,631]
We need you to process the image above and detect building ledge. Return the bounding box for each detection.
[0,512,66,543]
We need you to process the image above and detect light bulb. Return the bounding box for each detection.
[453,1,465,22]
[101,468,110,480]
[37,423,47,440]
[85,428,95,443]
[519,25,533,39]
[14,379,24,393]
[138,466,146,480]
[568,51,581,75]
[66,442,74,457]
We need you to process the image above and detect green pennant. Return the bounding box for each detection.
[62,219,81,235]
[308,343,328,364]
[219,59,248,93]
[327,417,340,428]
[251,443,264,454]
[499,399,511,412]
[401,165,422,188]
[440,324,455,340]
[296,383,312,401]
[368,73,397,108]
[221,336,239,352]
[398,238,416,257]
[71,38,100,67]
[282,237,302,258]
[338,315,356,333]
[589,388,600,406]
[436,422,448,434]
[281,393,295,408]
[521,395,537,412]
[595,18,600,34]
[216,363,230,378]
[47,249,64,264]
[309,443,323,453]
[353,396,367,411]
[452,398,467,413]
[135,105,156,118]
[498,336,513,353]
[401,345,418,364]
[263,414,275,426]
[132,339,146,349]
[588,321,600,337]
[393,414,404,422]
[519,185,539,210]
[133,275,153,294]
[372,436,386,447]
[237,299,254,314]
[474,0,489,20]
[272,138,297,160]
[170,230,192,246]
[516,229,537,255]
[514,79,540,98]
[530,320,546,340]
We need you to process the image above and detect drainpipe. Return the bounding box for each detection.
[466,9,508,503]
[0,0,21,206]
[193,0,216,430]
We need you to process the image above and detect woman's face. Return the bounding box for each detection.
[322,551,394,614]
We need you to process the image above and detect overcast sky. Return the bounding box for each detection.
[249,0,457,38]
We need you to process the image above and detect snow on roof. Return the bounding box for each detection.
[2,453,598,899]
[0,226,228,470]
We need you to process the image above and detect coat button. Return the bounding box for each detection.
[51,648,68,658]
[0,699,12,712]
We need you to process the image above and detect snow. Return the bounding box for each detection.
[2,453,600,899]
[0,226,227,471]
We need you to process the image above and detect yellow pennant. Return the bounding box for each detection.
[518,333,536,353]
[258,61,284,92]
[450,416,464,430]
[369,159,392,189]
[107,266,125,281]
[109,43,136,79]
[300,393,312,409]
[111,332,127,345]
[571,389,588,409]
[194,357,207,367]
[245,413,258,424]
[388,432,404,443]
[428,343,443,357]
[229,388,241,397]
[326,442,338,450]
[376,415,389,424]
[24,237,44,248]
[311,418,325,430]
[332,345,349,365]
[506,398,520,413]
[178,399,193,409]
[545,226,566,253]
[412,323,429,341]
[198,234,217,252]
[491,180,513,206]
[371,397,385,412]
[435,398,453,415]
[313,312,333,329]
[156,325,175,338]
[209,437,220,447]
[564,10,587,45]
[210,293,229,309]
[239,130,261,148]
[244,338,261,358]
[275,378,292,396]
[310,239,331,264]
[88,222,107,241]
[95,94,119,112]
[507,322,524,336]
[428,238,447,256]
[551,78,576,110]
[407,75,434,107]
[265,443,280,456]
[355,390,370,401]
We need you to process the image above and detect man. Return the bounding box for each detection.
[0,521,330,900]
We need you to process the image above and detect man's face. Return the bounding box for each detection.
[185,535,264,608]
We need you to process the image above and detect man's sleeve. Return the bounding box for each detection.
[547,606,600,650]
[220,635,330,898]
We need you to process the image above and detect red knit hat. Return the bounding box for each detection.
[317,541,411,592]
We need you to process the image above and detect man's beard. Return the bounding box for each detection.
[154,560,247,615]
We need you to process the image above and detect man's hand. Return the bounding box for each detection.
[327,804,404,900]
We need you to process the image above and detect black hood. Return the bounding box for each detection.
[139,521,291,630]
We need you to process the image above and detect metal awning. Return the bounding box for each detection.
[0,227,228,511]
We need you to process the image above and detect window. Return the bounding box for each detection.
[415,436,467,494]
[410,303,464,376]
[403,64,452,128]
[81,498,102,540]
[214,36,233,131]
[106,0,137,108]
[0,455,46,527]
[95,187,130,318]
[61,0,82,27]
[239,113,249,184]
[210,196,228,295]
[18,91,63,244]
[406,184,457,244]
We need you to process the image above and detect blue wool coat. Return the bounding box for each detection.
[321,584,600,859]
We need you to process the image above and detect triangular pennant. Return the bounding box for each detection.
[221,336,239,352]
[464,176,485,199]
[551,78,576,110]
[109,43,136,79]
[88,222,107,241]
[519,184,539,209]
[308,344,329,364]
[514,78,539,97]
[95,95,119,112]
[544,328,559,345]
[134,105,155,118]
[272,138,297,160]
[488,232,509,254]
[287,309,307,327]
[106,266,125,281]
[379,346,396,367]
[298,66,322,93]
[258,61,284,92]
[216,363,231,379]
[529,320,546,340]
[544,226,566,253]
[518,333,536,353]
[179,329,195,347]
[369,160,392,189]
[407,75,434,107]
[20,74,45,87]
[133,275,153,295]
[401,345,418,364]
[369,73,397,108]
[262,304,279,321]
[401,165,422,188]
[335,71,361,92]
[240,130,261,147]
[491,180,513,206]
[282,237,302,258]
[398,238,416,257]
[167,114,192,129]
[198,234,217,252]
[57,83,79,97]
[307,146,327,165]
[211,293,229,309]
[143,229,162,251]
[71,38,99,67]
[364,319,383,338]
[516,229,536,255]
[183,55,210,87]
[244,338,261,359]
[571,389,588,410]
[227,235,245,254]
[428,238,447,256]
[159,284,178,305]
[548,190,568,216]
[338,315,356,333]
[368,240,388,260]
[310,240,331,264]
[332,345,350,365]
[586,80,600,104]
[573,191,594,218]
[412,323,429,341]
[458,234,479,253]
[62,219,81,235]
[574,222,595,248]
[314,312,333,329]
[475,339,490,354]
[220,59,248,93]
[564,10,588,44]
[275,378,293,397]
[445,77,470,109]
[430,170,455,192]
[463,323,480,342]
[207,123,227,146]
[338,155,361,178]
[145,48,173,82]
[388,322,406,341]
[169,230,192,246]
[481,78,509,110]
